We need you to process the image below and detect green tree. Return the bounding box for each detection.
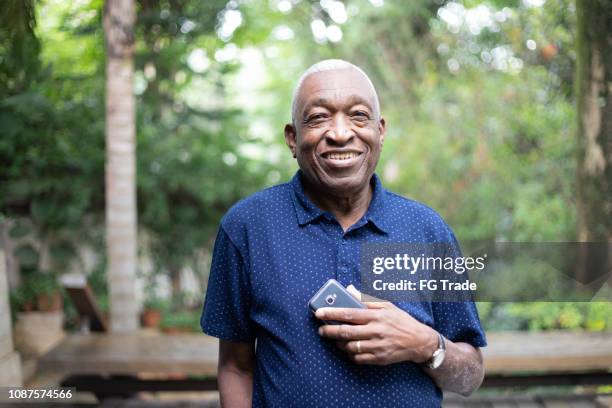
[1,0,270,304]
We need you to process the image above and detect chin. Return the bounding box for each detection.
[319,172,370,196]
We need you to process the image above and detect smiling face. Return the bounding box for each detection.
[285,68,386,197]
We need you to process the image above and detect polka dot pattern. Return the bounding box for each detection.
[201,170,487,407]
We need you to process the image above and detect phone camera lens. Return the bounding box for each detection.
[325,293,336,305]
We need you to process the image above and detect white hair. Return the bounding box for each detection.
[291,59,381,123]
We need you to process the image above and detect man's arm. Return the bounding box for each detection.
[316,298,485,396]
[218,339,256,407]
[423,337,484,396]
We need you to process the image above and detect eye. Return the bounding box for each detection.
[304,113,329,126]
[351,111,370,122]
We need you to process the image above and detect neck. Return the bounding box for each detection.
[302,176,373,232]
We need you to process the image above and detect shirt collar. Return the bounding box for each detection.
[290,171,326,226]
[290,170,389,234]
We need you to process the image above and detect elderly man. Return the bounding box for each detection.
[201,59,486,407]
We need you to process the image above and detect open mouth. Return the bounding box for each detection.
[319,151,364,170]
[321,151,362,161]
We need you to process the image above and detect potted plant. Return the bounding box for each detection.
[33,273,63,312]
[141,297,168,328]
[13,241,63,313]
[160,309,199,334]
[12,271,63,312]
[13,271,65,357]
[10,285,36,315]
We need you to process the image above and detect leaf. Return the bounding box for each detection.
[9,220,31,238]
[14,244,39,268]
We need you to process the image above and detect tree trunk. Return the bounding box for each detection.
[170,265,182,300]
[104,0,138,332]
[575,0,612,243]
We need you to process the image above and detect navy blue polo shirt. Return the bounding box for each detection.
[201,171,487,407]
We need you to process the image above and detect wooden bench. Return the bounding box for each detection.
[482,331,612,387]
[39,331,218,398]
[38,330,612,396]
[40,331,218,377]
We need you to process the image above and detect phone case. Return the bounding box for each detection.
[308,279,366,324]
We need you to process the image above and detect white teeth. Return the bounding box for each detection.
[327,152,358,160]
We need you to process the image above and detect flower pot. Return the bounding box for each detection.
[14,311,65,357]
[142,309,162,328]
[36,292,63,312]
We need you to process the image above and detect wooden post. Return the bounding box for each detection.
[0,249,23,386]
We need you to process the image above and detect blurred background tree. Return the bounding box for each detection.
[104,0,139,332]
[575,0,610,243]
[1,0,610,331]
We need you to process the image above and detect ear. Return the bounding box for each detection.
[378,117,386,147]
[284,123,297,158]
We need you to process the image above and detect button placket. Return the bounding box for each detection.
[337,235,350,285]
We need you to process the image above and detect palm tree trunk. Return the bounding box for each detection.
[104,0,138,332]
[575,0,611,242]
[574,0,611,289]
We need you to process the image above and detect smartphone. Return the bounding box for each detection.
[308,279,366,324]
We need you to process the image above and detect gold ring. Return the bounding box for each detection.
[356,340,362,354]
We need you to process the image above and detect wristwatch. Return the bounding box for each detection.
[426,331,446,369]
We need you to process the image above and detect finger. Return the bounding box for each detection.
[364,301,387,309]
[318,323,377,340]
[336,340,349,351]
[346,285,389,309]
[357,290,396,310]
[346,285,393,310]
[346,339,377,354]
[352,353,382,365]
[315,307,377,324]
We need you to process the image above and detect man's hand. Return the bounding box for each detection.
[315,285,485,396]
[315,285,438,365]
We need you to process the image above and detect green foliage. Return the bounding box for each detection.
[478,302,612,331]
[10,285,36,315]
[14,243,39,269]
[10,270,60,314]
[227,0,590,332]
[1,0,272,289]
[144,297,171,312]
[0,0,41,95]
[2,0,602,332]
[1,0,107,275]
[160,309,201,332]
[132,0,274,277]
[27,272,60,297]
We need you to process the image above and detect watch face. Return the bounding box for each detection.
[430,349,446,369]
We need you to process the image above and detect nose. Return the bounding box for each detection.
[325,114,354,145]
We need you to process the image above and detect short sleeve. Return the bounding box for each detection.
[200,226,254,342]
[432,301,487,347]
[432,230,487,347]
